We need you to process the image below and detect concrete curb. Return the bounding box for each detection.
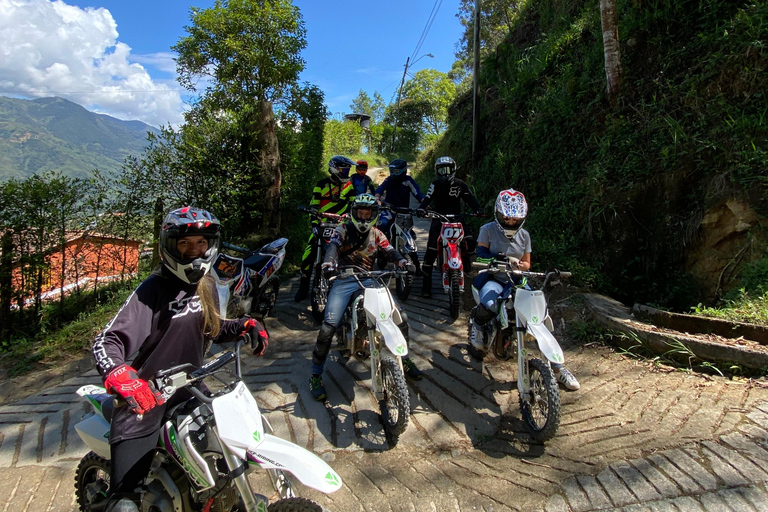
[582,293,768,370]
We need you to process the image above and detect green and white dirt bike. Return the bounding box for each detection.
[74,336,342,512]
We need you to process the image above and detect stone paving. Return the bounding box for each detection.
[0,211,767,511]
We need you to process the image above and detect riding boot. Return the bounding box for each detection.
[421,265,433,298]
[294,274,310,302]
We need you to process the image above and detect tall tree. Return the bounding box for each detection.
[455,0,518,83]
[172,0,307,239]
[600,0,622,104]
[401,69,457,135]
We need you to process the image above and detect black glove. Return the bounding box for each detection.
[405,263,417,274]
[415,208,426,218]
[321,262,337,278]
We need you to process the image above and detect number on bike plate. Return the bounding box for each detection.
[323,227,335,238]
[442,226,463,241]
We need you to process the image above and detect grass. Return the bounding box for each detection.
[691,289,768,326]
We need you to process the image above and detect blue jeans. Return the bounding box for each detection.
[324,276,376,327]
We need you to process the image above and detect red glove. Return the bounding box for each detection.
[241,318,269,356]
[104,365,165,415]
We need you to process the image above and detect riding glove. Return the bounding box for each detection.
[104,365,165,415]
[240,317,269,356]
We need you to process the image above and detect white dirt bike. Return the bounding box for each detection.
[74,336,342,512]
[376,206,418,301]
[469,260,571,442]
[331,266,412,443]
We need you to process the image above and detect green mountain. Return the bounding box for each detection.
[0,96,157,181]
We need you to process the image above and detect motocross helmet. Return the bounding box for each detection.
[328,155,355,183]
[350,193,379,234]
[494,189,528,241]
[388,158,408,177]
[355,160,369,176]
[159,206,221,284]
[434,156,457,183]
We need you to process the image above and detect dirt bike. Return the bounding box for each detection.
[299,206,347,324]
[331,266,412,444]
[212,239,288,321]
[376,205,418,301]
[73,335,342,512]
[421,211,480,319]
[469,259,572,442]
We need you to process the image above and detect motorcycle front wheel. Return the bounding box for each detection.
[378,356,410,443]
[395,253,413,301]
[74,451,111,512]
[448,269,462,319]
[268,497,323,512]
[310,269,328,325]
[519,358,561,442]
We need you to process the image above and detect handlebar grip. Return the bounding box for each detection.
[189,351,236,380]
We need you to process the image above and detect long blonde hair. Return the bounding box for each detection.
[197,273,221,339]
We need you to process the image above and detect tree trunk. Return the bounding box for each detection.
[253,99,282,240]
[151,197,163,270]
[0,231,13,335]
[600,0,622,105]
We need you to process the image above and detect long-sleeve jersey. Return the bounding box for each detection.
[375,175,424,208]
[419,178,480,215]
[310,177,355,217]
[92,270,245,442]
[324,223,404,270]
[350,174,375,196]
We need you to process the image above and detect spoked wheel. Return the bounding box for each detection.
[310,269,328,324]
[268,497,323,512]
[378,356,410,443]
[74,451,111,512]
[256,275,280,318]
[395,254,413,301]
[519,358,561,442]
[448,270,462,319]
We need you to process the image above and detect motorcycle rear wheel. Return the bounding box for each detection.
[448,270,462,319]
[519,358,561,442]
[310,269,328,325]
[74,451,110,512]
[378,356,410,443]
[268,497,323,512]
[395,253,413,301]
[255,275,280,318]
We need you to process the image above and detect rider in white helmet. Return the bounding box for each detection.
[470,189,580,391]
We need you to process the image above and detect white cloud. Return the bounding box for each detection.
[0,0,185,127]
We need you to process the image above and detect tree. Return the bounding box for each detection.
[172,0,307,240]
[401,69,457,135]
[600,0,622,104]
[350,90,386,124]
[455,0,519,83]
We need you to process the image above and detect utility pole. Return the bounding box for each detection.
[392,56,410,150]
[472,0,481,159]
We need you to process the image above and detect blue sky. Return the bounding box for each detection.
[0,0,464,127]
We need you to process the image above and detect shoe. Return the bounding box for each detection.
[402,358,423,380]
[309,374,326,401]
[469,320,485,349]
[294,276,310,302]
[554,367,580,391]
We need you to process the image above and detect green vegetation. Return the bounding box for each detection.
[422,0,768,312]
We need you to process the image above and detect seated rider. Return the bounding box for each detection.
[309,194,423,401]
[350,160,375,196]
[374,158,424,273]
[416,156,483,298]
[470,189,580,391]
[295,155,356,302]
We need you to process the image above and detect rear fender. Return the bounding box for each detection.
[74,413,111,459]
[247,434,342,494]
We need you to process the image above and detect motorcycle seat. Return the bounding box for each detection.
[93,394,116,422]
[244,253,274,270]
[259,237,288,254]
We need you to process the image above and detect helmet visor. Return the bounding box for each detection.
[339,166,351,178]
[436,166,453,177]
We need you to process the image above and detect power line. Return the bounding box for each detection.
[410,0,443,62]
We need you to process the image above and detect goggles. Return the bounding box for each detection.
[436,166,454,176]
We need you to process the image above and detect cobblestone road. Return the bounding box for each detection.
[1,214,767,511]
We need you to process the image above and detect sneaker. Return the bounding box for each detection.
[555,367,580,391]
[309,374,326,401]
[402,358,423,381]
[469,320,485,349]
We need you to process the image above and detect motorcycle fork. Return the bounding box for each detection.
[369,328,383,399]
[215,426,268,512]
[516,314,532,400]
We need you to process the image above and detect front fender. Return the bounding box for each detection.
[247,434,343,494]
[377,318,408,357]
[527,323,564,364]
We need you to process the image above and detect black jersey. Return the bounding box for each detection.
[420,178,480,215]
[92,269,244,442]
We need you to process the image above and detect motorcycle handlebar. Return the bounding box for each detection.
[299,205,347,222]
[419,210,483,221]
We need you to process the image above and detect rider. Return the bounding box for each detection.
[374,158,424,274]
[470,189,580,391]
[350,159,375,196]
[416,156,483,298]
[91,207,269,512]
[295,155,357,302]
[309,193,423,401]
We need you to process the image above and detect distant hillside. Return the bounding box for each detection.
[0,96,158,181]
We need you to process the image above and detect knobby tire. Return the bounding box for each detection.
[267,497,323,512]
[379,356,410,443]
[395,254,413,301]
[310,268,327,325]
[448,269,462,319]
[519,358,561,442]
[74,451,111,512]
